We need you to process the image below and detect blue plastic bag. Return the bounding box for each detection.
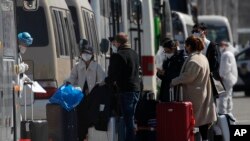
[49,84,84,111]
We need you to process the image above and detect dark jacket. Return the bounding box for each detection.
[79,83,115,138]
[206,42,223,97]
[157,50,186,102]
[105,44,140,92]
[206,42,221,73]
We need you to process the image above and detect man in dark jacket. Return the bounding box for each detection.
[105,32,140,141]
[192,23,222,97]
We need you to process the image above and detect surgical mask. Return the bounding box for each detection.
[82,53,92,61]
[165,53,174,59]
[19,45,27,54]
[193,32,201,38]
[219,48,224,53]
[111,45,117,53]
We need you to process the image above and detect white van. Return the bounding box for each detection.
[198,15,233,44]
[16,0,78,119]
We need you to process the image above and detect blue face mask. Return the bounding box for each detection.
[193,32,201,38]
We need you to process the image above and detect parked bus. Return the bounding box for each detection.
[90,0,196,96]
[16,0,79,119]
[198,15,233,44]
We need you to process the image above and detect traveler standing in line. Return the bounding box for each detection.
[170,36,217,141]
[192,23,221,75]
[157,39,186,102]
[66,39,105,141]
[218,41,238,116]
[105,32,140,141]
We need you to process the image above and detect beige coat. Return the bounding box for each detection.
[171,52,217,126]
[66,59,105,93]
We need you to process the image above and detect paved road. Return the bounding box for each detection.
[232,91,250,125]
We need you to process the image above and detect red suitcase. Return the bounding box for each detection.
[156,87,195,141]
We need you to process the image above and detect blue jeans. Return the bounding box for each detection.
[120,91,139,141]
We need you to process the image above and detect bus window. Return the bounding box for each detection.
[172,14,184,44]
[68,6,80,43]
[16,7,49,47]
[82,9,99,54]
[51,9,72,56]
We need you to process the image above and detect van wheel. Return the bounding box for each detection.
[245,90,250,97]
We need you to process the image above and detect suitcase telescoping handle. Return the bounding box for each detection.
[23,81,34,121]
[169,85,183,102]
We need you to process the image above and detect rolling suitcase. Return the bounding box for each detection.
[156,86,195,141]
[135,92,158,141]
[46,103,78,141]
[20,81,48,141]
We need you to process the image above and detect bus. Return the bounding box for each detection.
[198,15,233,44]
[89,0,196,96]
[16,0,79,119]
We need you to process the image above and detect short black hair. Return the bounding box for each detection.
[192,23,207,33]
[108,37,114,42]
[163,40,175,49]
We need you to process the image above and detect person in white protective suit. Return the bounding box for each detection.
[17,32,33,91]
[218,41,238,117]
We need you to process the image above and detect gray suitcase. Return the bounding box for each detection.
[20,81,48,141]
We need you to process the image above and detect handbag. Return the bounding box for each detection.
[210,72,226,97]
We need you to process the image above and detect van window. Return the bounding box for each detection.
[68,6,80,43]
[16,7,49,47]
[51,8,72,56]
[82,9,99,54]
[206,25,230,43]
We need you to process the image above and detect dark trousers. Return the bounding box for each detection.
[120,91,139,141]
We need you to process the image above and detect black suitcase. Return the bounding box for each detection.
[135,92,158,141]
[20,82,48,141]
[46,103,78,141]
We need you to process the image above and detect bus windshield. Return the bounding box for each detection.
[16,7,49,47]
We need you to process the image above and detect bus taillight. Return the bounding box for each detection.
[141,56,155,76]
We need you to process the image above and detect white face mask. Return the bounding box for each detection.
[219,48,224,53]
[165,53,174,59]
[19,46,27,54]
[82,53,92,61]
[111,45,117,53]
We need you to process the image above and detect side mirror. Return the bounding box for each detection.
[100,38,110,54]
[23,0,39,11]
